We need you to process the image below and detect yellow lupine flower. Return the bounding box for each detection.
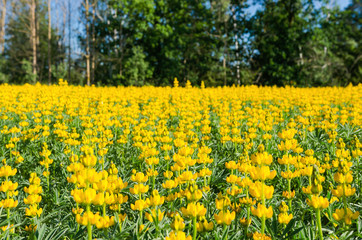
[226,174,241,184]
[0,181,18,192]
[240,217,252,226]
[163,171,174,179]
[282,190,295,199]
[281,170,299,179]
[165,231,192,240]
[249,166,277,181]
[25,205,43,217]
[130,184,149,195]
[177,171,196,183]
[115,194,128,204]
[131,199,148,211]
[279,201,289,212]
[145,157,160,165]
[0,165,17,177]
[251,204,273,219]
[171,214,185,231]
[196,217,214,232]
[1,224,15,233]
[92,193,105,206]
[334,172,353,184]
[332,185,356,197]
[278,213,293,225]
[146,190,165,207]
[95,216,115,229]
[76,212,100,226]
[71,188,97,205]
[0,199,18,209]
[24,224,37,232]
[253,232,272,240]
[197,168,212,177]
[250,152,273,165]
[306,195,329,210]
[145,209,164,223]
[83,188,97,205]
[24,194,42,205]
[214,210,236,225]
[278,155,297,165]
[146,168,158,177]
[162,179,178,189]
[225,161,238,170]
[333,208,359,225]
[181,202,207,218]
[131,172,149,183]
[249,182,274,200]
[239,196,256,206]
[215,193,231,210]
[94,179,109,192]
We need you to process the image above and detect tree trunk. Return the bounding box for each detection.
[223,14,227,86]
[232,6,240,85]
[30,0,37,81]
[0,0,6,54]
[85,0,90,86]
[119,15,123,79]
[68,0,71,83]
[223,57,226,86]
[91,0,96,85]
[48,0,52,85]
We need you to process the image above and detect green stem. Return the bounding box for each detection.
[76,202,80,231]
[6,176,10,240]
[6,210,10,240]
[223,224,228,240]
[245,206,250,236]
[118,215,123,233]
[87,204,92,240]
[261,181,265,205]
[193,217,197,240]
[316,209,323,240]
[261,216,266,235]
[342,183,348,228]
[357,156,360,191]
[261,180,266,235]
[140,210,143,224]
[152,176,155,191]
[342,183,348,213]
[103,203,106,217]
[46,166,50,191]
[152,165,155,191]
[288,178,292,211]
[233,195,237,231]
[87,223,92,240]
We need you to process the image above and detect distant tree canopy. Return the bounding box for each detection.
[0,0,361,87]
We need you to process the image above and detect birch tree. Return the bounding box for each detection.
[0,0,7,54]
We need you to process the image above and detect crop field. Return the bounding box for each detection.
[0,80,361,240]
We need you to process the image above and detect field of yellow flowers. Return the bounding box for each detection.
[0,79,361,240]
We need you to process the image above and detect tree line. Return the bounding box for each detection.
[0,0,360,87]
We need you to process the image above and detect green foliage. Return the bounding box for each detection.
[51,62,68,81]
[123,46,153,86]
[1,0,360,86]
[21,59,37,84]
[0,57,9,83]
[249,0,309,86]
[249,0,361,86]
